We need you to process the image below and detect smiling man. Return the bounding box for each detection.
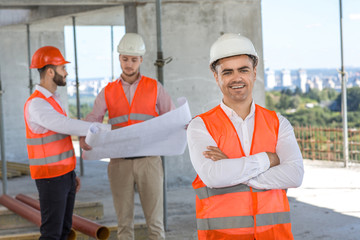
[187,33,304,239]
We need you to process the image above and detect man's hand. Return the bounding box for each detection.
[111,125,121,130]
[75,176,81,193]
[79,136,92,151]
[203,146,228,161]
[267,152,280,167]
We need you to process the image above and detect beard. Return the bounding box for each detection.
[122,70,138,78]
[53,71,66,86]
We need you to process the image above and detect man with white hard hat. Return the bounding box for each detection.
[80,33,175,240]
[187,33,304,239]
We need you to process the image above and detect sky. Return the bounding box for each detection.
[63,0,360,79]
[64,26,125,80]
[262,0,360,70]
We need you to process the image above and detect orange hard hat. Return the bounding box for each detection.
[30,46,70,69]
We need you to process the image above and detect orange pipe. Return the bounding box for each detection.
[0,194,76,240]
[0,194,41,226]
[16,193,110,240]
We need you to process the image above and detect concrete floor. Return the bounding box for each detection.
[1,156,360,239]
[288,160,360,240]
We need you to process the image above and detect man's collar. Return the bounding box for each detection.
[118,74,142,84]
[35,85,56,98]
[220,100,255,119]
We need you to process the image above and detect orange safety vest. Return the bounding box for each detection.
[193,104,293,240]
[24,90,76,180]
[104,76,159,127]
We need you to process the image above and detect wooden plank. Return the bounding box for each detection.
[5,162,30,174]
[0,169,22,178]
[0,161,30,177]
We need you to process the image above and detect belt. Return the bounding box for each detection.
[123,156,146,160]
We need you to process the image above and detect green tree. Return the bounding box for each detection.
[266,94,276,110]
[69,103,93,119]
[283,107,341,127]
[276,94,299,112]
[335,87,360,112]
[303,88,321,102]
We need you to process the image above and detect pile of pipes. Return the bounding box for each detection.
[0,194,110,240]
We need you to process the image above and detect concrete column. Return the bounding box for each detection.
[0,25,29,162]
[124,3,137,33]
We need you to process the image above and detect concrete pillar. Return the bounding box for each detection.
[124,3,138,33]
[0,25,29,162]
[136,0,264,186]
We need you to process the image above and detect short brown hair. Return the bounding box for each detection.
[211,54,258,72]
[38,65,56,79]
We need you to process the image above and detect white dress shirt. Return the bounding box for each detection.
[187,101,304,189]
[25,85,94,136]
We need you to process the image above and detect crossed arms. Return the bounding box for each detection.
[187,114,304,189]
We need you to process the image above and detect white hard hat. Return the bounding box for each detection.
[117,33,146,56]
[209,33,258,70]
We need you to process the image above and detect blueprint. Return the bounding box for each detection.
[82,97,192,160]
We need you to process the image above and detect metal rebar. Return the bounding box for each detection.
[155,0,168,231]
[72,16,84,175]
[0,66,7,194]
[339,0,349,167]
[111,25,114,81]
[26,24,33,95]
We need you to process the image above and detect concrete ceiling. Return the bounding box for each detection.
[0,0,200,27]
[0,0,134,27]
[0,0,135,8]
[0,0,199,8]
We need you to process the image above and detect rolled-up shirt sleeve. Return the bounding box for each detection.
[156,82,176,115]
[247,114,304,189]
[187,117,270,188]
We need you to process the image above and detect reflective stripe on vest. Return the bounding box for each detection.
[130,113,155,121]
[26,133,68,145]
[197,212,291,230]
[194,184,269,200]
[108,113,155,125]
[108,115,128,125]
[29,149,74,166]
[105,76,159,127]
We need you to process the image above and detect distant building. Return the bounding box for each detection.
[66,77,112,97]
[298,69,307,93]
[67,82,76,97]
[313,76,323,91]
[266,67,359,92]
[324,78,336,89]
[265,68,276,89]
[281,69,292,87]
[354,78,360,87]
[306,80,314,92]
